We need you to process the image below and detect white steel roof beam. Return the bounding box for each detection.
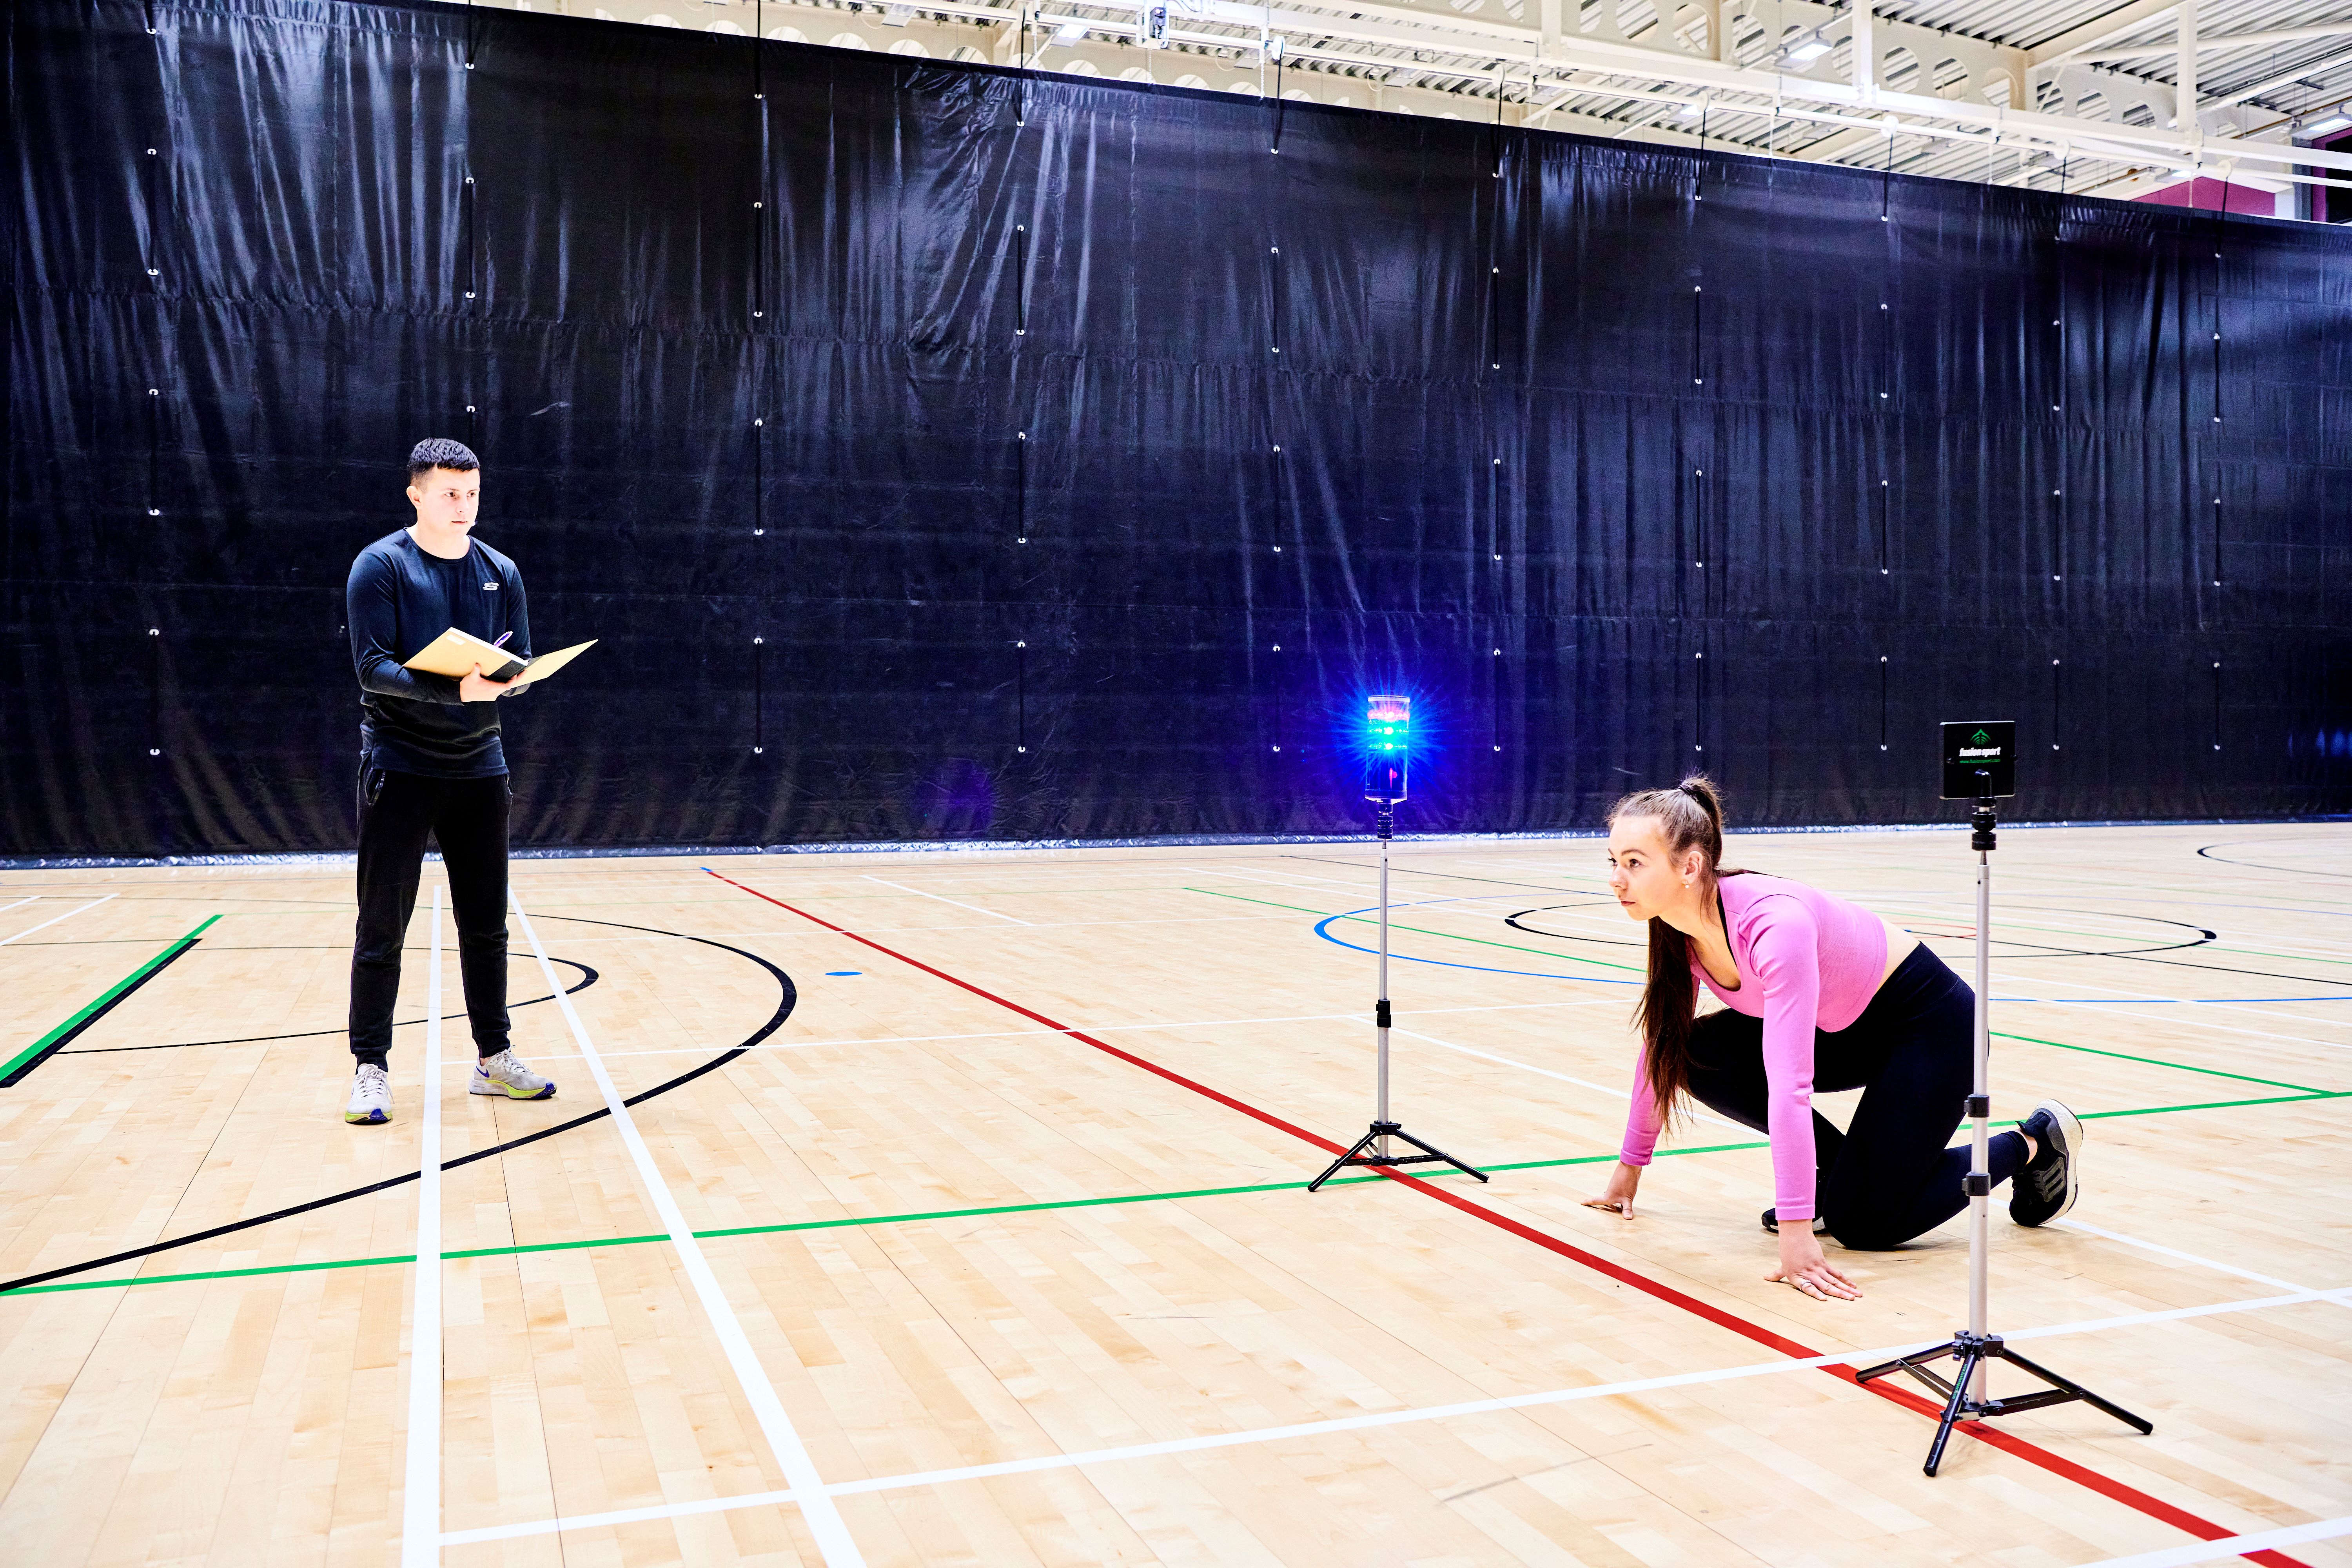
[2082,25,2352,63]
[2209,41,2352,109]
[2026,0,2183,69]
[740,0,2352,174]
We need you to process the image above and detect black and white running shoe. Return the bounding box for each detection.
[2010,1098,2084,1227]
[1761,1209,1829,1236]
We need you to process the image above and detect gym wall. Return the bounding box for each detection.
[7,0,2350,857]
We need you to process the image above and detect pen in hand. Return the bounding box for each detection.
[493,632,513,648]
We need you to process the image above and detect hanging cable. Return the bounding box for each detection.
[1692,464,1706,572]
[148,626,163,759]
[1690,285,1702,386]
[751,417,765,536]
[146,387,163,517]
[1489,456,1501,564]
[1014,640,1028,752]
[1693,650,1706,755]
[1492,62,1505,179]
[1014,429,1028,544]
[143,145,163,284]
[1268,243,1282,359]
[1878,477,1889,575]
[1881,123,1894,221]
[750,637,765,754]
[2212,171,2231,427]
[1270,33,1285,152]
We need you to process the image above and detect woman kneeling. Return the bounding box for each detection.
[1584,776,2083,1301]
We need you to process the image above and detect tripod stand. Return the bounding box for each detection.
[1308,796,1488,1192]
[1854,793,2150,1475]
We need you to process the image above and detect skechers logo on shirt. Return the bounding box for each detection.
[483,581,499,590]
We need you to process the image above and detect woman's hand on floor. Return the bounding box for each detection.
[1768,1230,1861,1300]
[1582,1162,1642,1220]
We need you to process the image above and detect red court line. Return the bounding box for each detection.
[708,867,2308,1568]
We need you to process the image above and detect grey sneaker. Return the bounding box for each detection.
[2011,1099,2084,1227]
[346,1063,392,1125]
[470,1049,555,1101]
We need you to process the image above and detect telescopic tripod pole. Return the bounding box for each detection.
[1855,795,2150,1475]
[1308,800,1489,1191]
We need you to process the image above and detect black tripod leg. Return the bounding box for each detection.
[1996,1346,2155,1434]
[1384,1126,1490,1182]
[1307,1129,1384,1192]
[1922,1346,1983,1478]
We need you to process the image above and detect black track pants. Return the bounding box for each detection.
[348,766,512,1067]
[1686,945,2029,1250]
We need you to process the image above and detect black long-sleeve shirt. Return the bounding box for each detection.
[347,529,532,777]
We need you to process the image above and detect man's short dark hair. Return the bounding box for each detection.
[408,438,480,479]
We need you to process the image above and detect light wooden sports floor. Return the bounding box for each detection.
[2,823,2348,1567]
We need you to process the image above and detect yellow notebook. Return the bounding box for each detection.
[403,628,597,689]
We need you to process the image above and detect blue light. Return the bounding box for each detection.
[1364,693,1410,801]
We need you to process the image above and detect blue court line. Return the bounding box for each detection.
[1310,910,2352,1004]
[1313,912,1643,985]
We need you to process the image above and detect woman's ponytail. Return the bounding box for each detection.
[1610,774,1731,1120]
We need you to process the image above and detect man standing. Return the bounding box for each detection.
[343,438,556,1124]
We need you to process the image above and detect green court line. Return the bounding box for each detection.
[3,1143,1768,1298]
[1186,887,1648,974]
[0,915,221,1083]
[20,1076,2352,1304]
[1992,1031,2330,1095]
[2079,1089,2352,1121]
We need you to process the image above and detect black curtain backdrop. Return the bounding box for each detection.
[7,0,2350,857]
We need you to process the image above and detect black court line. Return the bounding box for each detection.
[0,933,210,1087]
[59,956,599,1055]
[0,916,792,1296]
[2196,842,2352,881]
[1501,902,2220,963]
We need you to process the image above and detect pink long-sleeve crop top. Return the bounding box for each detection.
[1617,872,1889,1222]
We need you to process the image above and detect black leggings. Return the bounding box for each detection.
[349,766,512,1067]
[1687,945,2027,1250]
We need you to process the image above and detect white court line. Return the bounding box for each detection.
[399,886,445,1568]
[2080,1515,2352,1568]
[2001,976,2352,1041]
[1392,1027,1750,1131]
[861,875,1031,925]
[481,998,1625,1065]
[0,893,116,946]
[510,889,866,1568]
[1181,863,1373,891]
[2056,1217,2336,1298]
[442,1282,2352,1548]
[0,896,35,918]
[2011,997,2349,1051]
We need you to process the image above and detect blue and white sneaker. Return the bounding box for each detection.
[470,1050,556,1101]
[345,1063,392,1124]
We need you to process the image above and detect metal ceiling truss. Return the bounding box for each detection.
[584,0,2352,198]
